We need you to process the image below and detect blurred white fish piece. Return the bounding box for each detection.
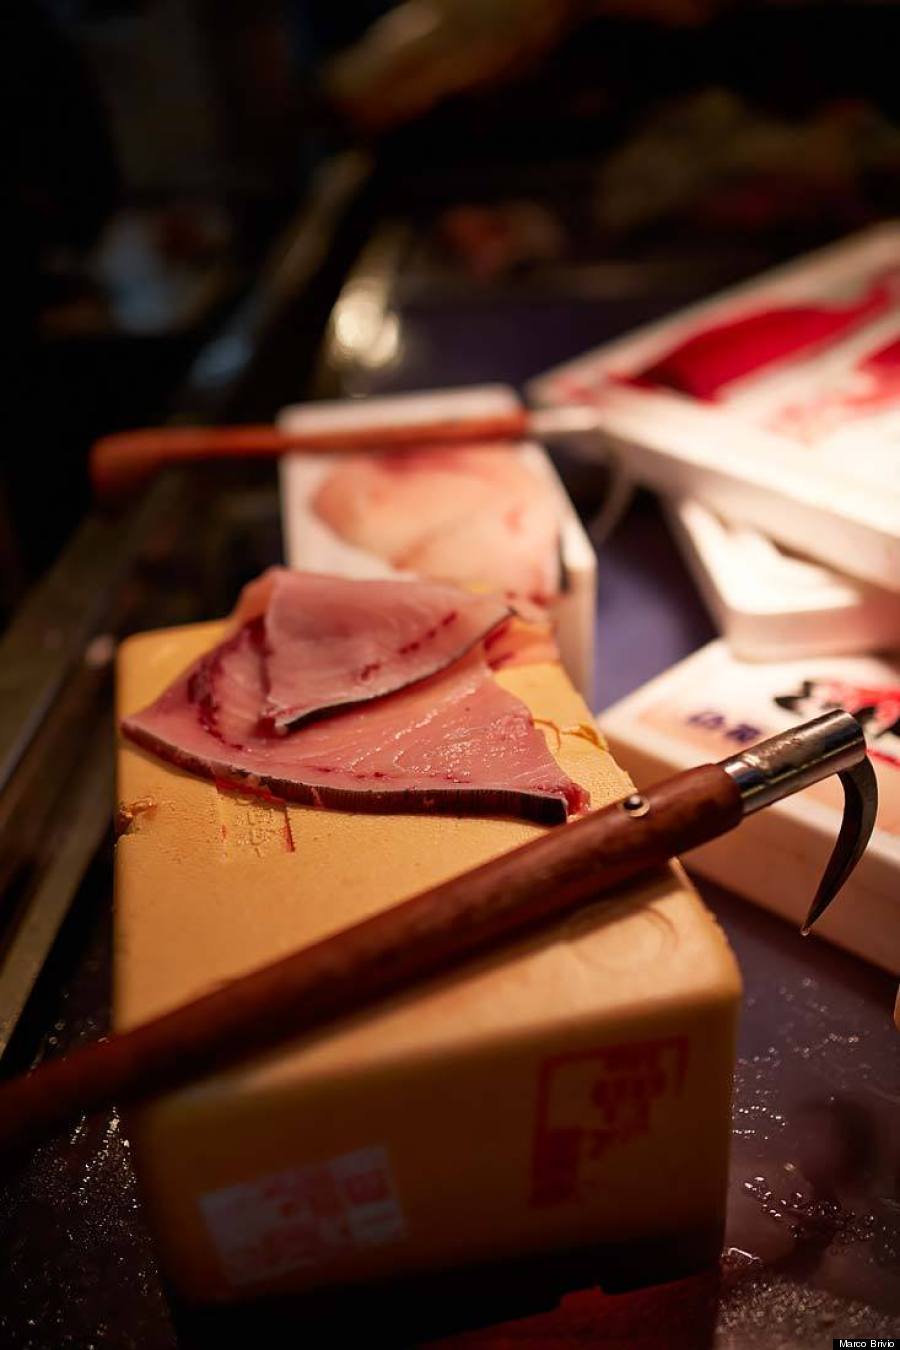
[278,386,597,701]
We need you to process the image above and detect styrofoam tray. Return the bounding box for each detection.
[600,640,900,974]
[530,225,900,593]
[277,386,597,700]
[667,498,900,661]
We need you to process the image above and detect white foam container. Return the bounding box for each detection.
[667,498,900,661]
[600,641,900,974]
[530,224,900,594]
[277,386,597,701]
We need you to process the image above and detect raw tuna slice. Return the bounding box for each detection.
[122,641,588,825]
[228,568,511,730]
[312,447,560,602]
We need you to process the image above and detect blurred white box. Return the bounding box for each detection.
[667,498,900,662]
[531,224,900,594]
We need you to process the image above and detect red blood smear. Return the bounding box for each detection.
[862,333,900,374]
[423,1271,719,1348]
[484,618,559,671]
[768,328,900,439]
[625,273,896,401]
[851,333,900,407]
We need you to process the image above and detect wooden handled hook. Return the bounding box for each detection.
[0,765,740,1156]
[0,708,874,1157]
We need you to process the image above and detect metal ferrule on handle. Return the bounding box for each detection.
[720,710,868,814]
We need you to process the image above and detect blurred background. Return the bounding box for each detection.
[7,0,900,620]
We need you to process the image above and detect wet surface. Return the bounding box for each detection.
[710,882,900,1338]
[0,852,176,1350]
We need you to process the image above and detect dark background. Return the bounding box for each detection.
[6,0,900,613]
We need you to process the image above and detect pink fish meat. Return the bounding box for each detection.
[122,572,588,823]
[312,447,560,603]
[227,567,511,729]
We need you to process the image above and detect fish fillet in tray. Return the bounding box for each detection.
[278,385,597,702]
[530,224,900,593]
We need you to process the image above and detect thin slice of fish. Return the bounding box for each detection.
[122,641,588,825]
[228,567,511,730]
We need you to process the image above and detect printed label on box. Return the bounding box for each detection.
[200,1145,406,1287]
[531,1036,689,1207]
[640,673,900,836]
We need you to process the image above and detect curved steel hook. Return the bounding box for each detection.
[720,710,878,934]
[800,756,879,933]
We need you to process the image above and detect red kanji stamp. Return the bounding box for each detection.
[531,1036,689,1206]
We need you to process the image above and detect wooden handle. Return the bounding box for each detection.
[0,764,740,1156]
[90,410,530,499]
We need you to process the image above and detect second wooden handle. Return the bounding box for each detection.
[90,410,530,497]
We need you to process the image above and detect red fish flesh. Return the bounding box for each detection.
[625,268,899,401]
[312,447,560,603]
[122,572,588,823]
[228,568,510,730]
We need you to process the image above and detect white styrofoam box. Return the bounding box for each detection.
[600,641,900,974]
[667,498,900,662]
[529,224,900,593]
[277,386,597,701]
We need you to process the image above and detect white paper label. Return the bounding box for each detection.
[200,1145,406,1287]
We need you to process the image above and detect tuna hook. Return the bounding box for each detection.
[720,710,878,933]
